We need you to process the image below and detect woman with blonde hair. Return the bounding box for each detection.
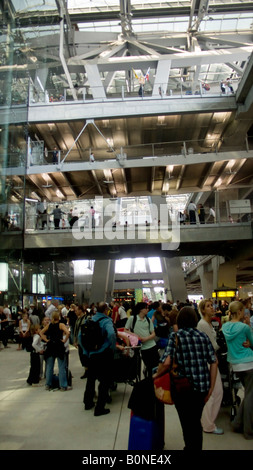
[198,299,224,435]
[222,300,253,439]
[41,311,70,391]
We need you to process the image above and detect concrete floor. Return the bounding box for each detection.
[0,342,252,452]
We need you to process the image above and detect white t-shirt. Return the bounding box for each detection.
[232,362,253,372]
[32,334,44,353]
[118,306,127,320]
[61,307,69,318]
[197,318,219,351]
[45,304,57,319]
[3,308,11,321]
[188,203,196,212]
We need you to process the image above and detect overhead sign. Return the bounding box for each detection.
[229,199,251,214]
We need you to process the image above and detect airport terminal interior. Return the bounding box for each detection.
[0,0,253,453]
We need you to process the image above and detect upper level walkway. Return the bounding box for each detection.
[27,90,238,124]
[0,83,237,126]
[1,221,251,256]
[4,146,253,175]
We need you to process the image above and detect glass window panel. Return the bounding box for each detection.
[32,274,46,294]
[134,258,146,273]
[115,258,132,273]
[200,19,222,32]
[73,260,94,275]
[148,257,162,272]
[0,263,8,291]
[237,17,253,29]
[221,18,238,30]
[12,0,56,12]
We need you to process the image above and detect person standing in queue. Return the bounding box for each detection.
[222,301,253,440]
[198,299,224,435]
[153,307,217,450]
[40,311,70,391]
[125,302,159,378]
[79,302,116,416]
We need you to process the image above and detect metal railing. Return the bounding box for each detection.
[1,133,252,169]
[24,137,252,167]
[28,79,237,105]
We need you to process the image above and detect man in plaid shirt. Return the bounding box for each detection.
[153,306,218,450]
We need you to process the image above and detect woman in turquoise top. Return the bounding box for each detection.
[222,301,253,440]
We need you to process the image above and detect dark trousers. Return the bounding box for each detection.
[27,351,40,384]
[189,210,196,224]
[141,345,160,378]
[78,344,89,367]
[174,389,206,450]
[0,329,8,347]
[54,219,60,229]
[83,348,114,411]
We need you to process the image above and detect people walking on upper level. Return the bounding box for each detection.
[90,206,95,228]
[220,81,226,94]
[52,147,59,164]
[226,78,234,93]
[198,204,205,224]
[138,84,144,97]
[207,207,215,223]
[187,201,197,224]
[68,207,79,228]
[50,205,65,229]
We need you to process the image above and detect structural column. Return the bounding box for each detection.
[89,259,115,305]
[197,265,213,299]
[162,257,187,303]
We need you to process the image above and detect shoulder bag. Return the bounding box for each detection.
[153,370,174,405]
[170,334,192,395]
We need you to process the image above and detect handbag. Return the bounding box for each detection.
[128,378,157,420]
[154,372,174,405]
[169,334,192,395]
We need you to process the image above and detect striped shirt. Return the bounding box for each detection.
[161,328,216,393]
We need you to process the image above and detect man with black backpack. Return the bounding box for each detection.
[78,302,116,416]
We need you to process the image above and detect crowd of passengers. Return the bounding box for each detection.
[1,296,253,445]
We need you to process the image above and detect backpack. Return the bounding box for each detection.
[80,317,105,352]
[131,315,151,334]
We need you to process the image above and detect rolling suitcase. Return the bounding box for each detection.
[127,377,165,450]
[128,404,164,451]
[128,398,164,451]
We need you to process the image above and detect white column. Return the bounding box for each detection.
[85,64,106,99]
[152,59,171,97]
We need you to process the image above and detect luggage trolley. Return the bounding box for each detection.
[111,329,142,388]
[219,356,242,421]
[112,345,142,387]
[216,332,242,421]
